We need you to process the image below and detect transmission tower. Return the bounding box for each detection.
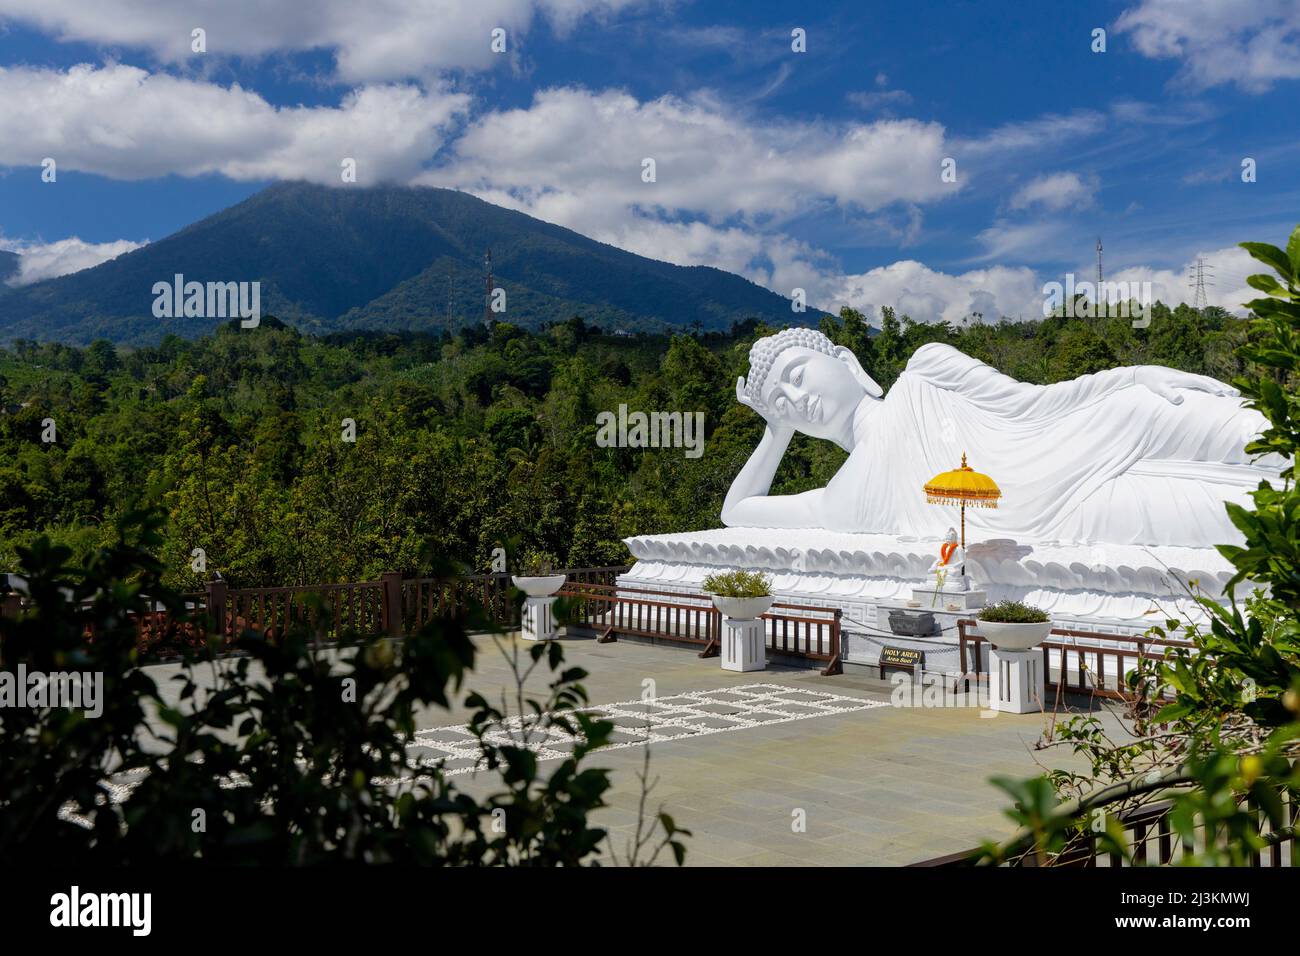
[483,248,494,327]
[1095,237,1104,317]
[1189,257,1214,312]
[445,262,454,338]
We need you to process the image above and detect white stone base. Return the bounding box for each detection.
[909,587,987,611]
[721,617,767,672]
[621,527,1235,634]
[521,596,558,641]
[988,646,1045,713]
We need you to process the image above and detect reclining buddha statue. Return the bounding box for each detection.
[722,328,1284,550]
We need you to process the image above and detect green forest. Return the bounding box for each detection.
[0,302,1251,589]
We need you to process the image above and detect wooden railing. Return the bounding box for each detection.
[0,566,632,658]
[401,573,518,631]
[911,784,1298,867]
[955,619,1192,702]
[189,577,392,645]
[556,581,843,675]
[4,565,849,674]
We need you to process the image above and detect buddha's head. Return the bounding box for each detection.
[741,328,882,443]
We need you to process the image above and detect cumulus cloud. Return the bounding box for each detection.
[815,245,1268,330]
[1116,0,1300,92]
[1008,171,1096,212]
[0,0,650,82]
[1,236,146,284]
[0,63,470,183]
[825,260,1044,326]
[420,87,955,227]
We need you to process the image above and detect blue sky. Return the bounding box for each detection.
[0,0,1297,322]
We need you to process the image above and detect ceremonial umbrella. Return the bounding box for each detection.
[923,453,1002,559]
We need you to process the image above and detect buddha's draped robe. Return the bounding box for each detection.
[814,344,1283,548]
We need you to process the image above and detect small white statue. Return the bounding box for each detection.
[927,526,968,593]
[929,527,963,575]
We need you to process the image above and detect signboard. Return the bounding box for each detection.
[879,646,923,673]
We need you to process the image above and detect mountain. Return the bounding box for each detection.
[0,250,18,285]
[0,182,808,344]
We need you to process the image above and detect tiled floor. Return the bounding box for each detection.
[409,682,888,774]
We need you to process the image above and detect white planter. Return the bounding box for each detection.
[977,619,1052,650]
[710,595,774,621]
[512,575,566,598]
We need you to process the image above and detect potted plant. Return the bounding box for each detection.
[512,555,566,598]
[976,600,1052,649]
[702,570,775,621]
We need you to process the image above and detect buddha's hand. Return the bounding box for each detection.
[736,376,794,438]
[1136,367,1239,405]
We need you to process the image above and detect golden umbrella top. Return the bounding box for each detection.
[923,453,1002,508]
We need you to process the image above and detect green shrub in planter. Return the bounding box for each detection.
[701,570,772,597]
[978,600,1049,624]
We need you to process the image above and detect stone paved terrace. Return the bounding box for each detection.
[417,631,1123,866]
[141,629,1121,866]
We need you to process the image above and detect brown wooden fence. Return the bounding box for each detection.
[17,565,839,676]
[0,566,631,657]
[954,619,1192,703]
[398,566,626,633]
[557,581,843,675]
[200,566,629,642]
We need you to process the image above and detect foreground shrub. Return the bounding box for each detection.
[0,511,688,866]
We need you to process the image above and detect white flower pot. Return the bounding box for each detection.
[977,619,1052,650]
[512,575,566,598]
[710,595,775,621]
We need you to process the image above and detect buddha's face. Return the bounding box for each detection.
[762,346,873,441]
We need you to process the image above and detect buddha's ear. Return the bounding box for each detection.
[832,345,883,398]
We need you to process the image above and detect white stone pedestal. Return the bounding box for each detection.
[910,586,987,611]
[988,647,1044,713]
[721,617,766,672]
[521,596,558,641]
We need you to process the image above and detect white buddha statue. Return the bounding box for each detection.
[722,328,1284,549]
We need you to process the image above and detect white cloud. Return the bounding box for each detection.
[819,245,1267,330]
[974,220,1068,262]
[419,87,955,228]
[826,260,1044,326]
[955,111,1106,158]
[1,236,146,284]
[1116,0,1300,92]
[0,0,650,82]
[1008,171,1096,212]
[0,63,470,183]
[846,88,913,111]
